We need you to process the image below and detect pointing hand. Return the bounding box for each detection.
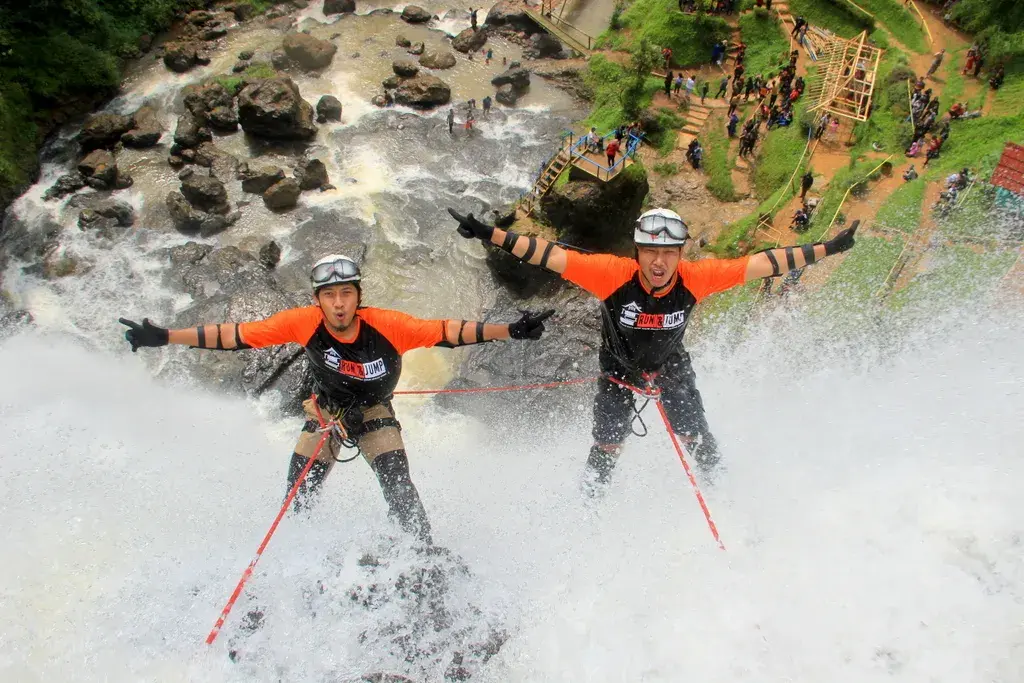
[447,208,495,241]
[824,219,860,255]
[119,317,169,352]
[508,309,555,340]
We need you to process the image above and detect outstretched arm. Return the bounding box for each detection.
[435,310,554,347]
[745,220,860,281]
[119,319,250,352]
[448,208,569,274]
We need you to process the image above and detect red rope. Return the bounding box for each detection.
[205,402,335,645]
[393,377,599,395]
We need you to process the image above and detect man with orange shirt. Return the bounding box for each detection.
[119,254,553,543]
[448,207,858,491]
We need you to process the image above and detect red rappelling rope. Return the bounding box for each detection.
[205,412,336,645]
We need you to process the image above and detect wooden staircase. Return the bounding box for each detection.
[523,9,593,57]
[519,146,572,217]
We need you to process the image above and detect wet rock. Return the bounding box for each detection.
[323,0,355,14]
[419,50,457,69]
[495,83,519,106]
[231,2,255,21]
[295,158,329,190]
[168,241,213,268]
[183,82,234,119]
[407,41,425,55]
[237,77,317,140]
[396,35,411,48]
[78,113,134,152]
[168,155,185,169]
[371,94,389,107]
[174,111,213,149]
[259,240,282,269]
[121,105,163,148]
[138,34,154,53]
[267,15,296,31]
[179,167,194,180]
[392,73,451,108]
[483,0,535,33]
[163,41,206,72]
[400,5,432,23]
[540,169,649,254]
[452,27,487,54]
[241,164,286,194]
[491,66,530,91]
[166,191,205,233]
[181,174,230,214]
[271,47,292,70]
[392,60,419,77]
[263,177,301,210]
[382,75,402,89]
[185,10,215,26]
[78,149,118,187]
[320,183,336,191]
[208,105,239,131]
[113,170,134,190]
[524,32,563,59]
[233,60,249,73]
[199,214,231,237]
[282,32,338,70]
[193,142,239,181]
[181,149,197,163]
[43,173,86,201]
[316,95,343,123]
[239,49,255,60]
[74,197,135,227]
[39,253,88,280]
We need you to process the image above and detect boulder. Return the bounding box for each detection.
[74,197,135,227]
[78,113,134,152]
[396,35,412,48]
[232,60,249,73]
[181,174,230,214]
[382,75,402,89]
[491,66,530,91]
[282,32,337,70]
[540,169,649,254]
[400,5,432,23]
[239,49,255,60]
[452,27,487,54]
[263,178,301,210]
[237,77,317,140]
[207,105,239,131]
[271,47,293,70]
[392,60,419,77]
[295,158,329,190]
[323,0,355,14]
[392,73,451,108]
[407,41,425,55]
[193,142,239,181]
[163,41,207,72]
[113,170,134,190]
[121,105,163,148]
[168,155,185,169]
[174,111,213,149]
[316,95,343,122]
[419,50,456,69]
[483,0,535,32]
[183,81,234,119]
[267,15,296,31]
[199,214,231,238]
[240,164,286,194]
[259,240,282,269]
[524,32,563,59]
[231,3,255,20]
[78,149,118,187]
[495,83,519,106]
[166,191,205,233]
[43,173,86,201]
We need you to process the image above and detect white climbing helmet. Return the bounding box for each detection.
[634,208,689,247]
[310,254,361,292]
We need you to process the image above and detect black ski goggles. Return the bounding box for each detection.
[311,259,361,286]
[637,214,689,241]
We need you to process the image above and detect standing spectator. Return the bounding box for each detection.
[711,41,724,66]
[447,107,455,134]
[665,70,673,97]
[716,75,729,98]
[685,74,696,99]
[926,48,946,77]
[469,7,478,30]
[701,80,710,104]
[482,95,492,116]
[727,111,739,137]
[674,73,684,97]
[605,137,620,170]
[973,53,985,77]
[744,76,755,101]
[486,48,493,64]
[800,170,814,200]
[791,16,806,38]
[728,93,740,116]
[662,47,673,69]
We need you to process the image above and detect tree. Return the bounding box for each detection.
[622,37,659,118]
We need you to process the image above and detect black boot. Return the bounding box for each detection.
[372,450,433,545]
[582,444,619,497]
[286,452,331,512]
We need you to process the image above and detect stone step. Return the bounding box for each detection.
[682,125,703,135]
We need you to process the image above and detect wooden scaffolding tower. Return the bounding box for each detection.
[807,31,882,123]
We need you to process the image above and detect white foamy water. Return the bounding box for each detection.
[1,294,1021,682]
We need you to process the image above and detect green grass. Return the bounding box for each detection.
[851,0,927,52]
[214,62,278,94]
[614,0,731,66]
[705,113,737,201]
[653,161,679,175]
[874,178,925,234]
[815,234,905,303]
[738,10,790,79]
[553,167,571,189]
[804,158,887,242]
[709,181,794,256]
[0,84,38,199]
[889,244,1018,309]
[849,48,914,156]
[924,112,1024,178]
[786,0,874,38]
[991,73,1024,117]
[583,56,666,133]
[753,110,810,200]
[932,184,1008,242]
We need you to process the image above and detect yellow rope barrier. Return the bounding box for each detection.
[816,154,893,241]
[839,0,875,19]
[908,0,933,45]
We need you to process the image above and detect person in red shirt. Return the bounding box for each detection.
[119,254,553,543]
[448,207,858,492]
[605,137,620,169]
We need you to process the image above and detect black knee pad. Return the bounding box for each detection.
[286,452,331,511]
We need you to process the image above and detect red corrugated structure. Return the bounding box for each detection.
[991,142,1024,196]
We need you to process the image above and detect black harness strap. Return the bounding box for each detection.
[457,320,468,345]
[234,324,251,350]
[474,321,484,344]
[539,241,555,268]
[764,249,781,276]
[196,325,206,348]
[501,231,518,252]
[522,236,538,262]
[359,417,402,434]
[215,324,224,350]
[785,246,796,271]
[801,243,817,265]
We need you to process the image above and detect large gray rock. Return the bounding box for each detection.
[166,191,205,233]
[43,173,86,201]
[392,59,419,77]
[181,174,230,214]
[173,111,213,149]
[483,0,535,32]
[540,169,649,254]
[323,0,355,14]
[524,32,564,59]
[259,240,282,269]
[452,27,487,53]
[240,164,286,194]
[263,178,301,209]
[491,66,530,91]
[495,83,519,106]
[71,196,135,227]
[400,5,432,22]
[78,113,134,152]
[163,41,210,72]
[419,50,457,69]
[207,105,239,131]
[295,158,329,190]
[237,77,317,140]
[78,149,118,187]
[282,32,338,70]
[192,143,239,181]
[316,95,343,122]
[121,105,163,148]
[183,81,234,119]
[392,73,451,108]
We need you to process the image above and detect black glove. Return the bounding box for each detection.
[447,208,494,241]
[119,317,169,352]
[824,219,860,255]
[508,309,555,340]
